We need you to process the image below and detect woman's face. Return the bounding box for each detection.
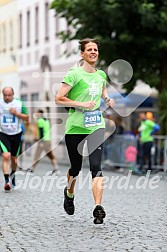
[81,42,99,65]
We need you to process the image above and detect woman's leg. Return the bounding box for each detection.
[87,129,105,205]
[63,134,86,215]
[65,134,86,193]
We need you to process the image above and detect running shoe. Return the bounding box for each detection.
[4,182,12,192]
[64,187,75,215]
[51,169,61,175]
[93,205,106,224]
[26,168,34,173]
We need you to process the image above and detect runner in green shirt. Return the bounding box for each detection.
[26,110,59,175]
[56,38,115,224]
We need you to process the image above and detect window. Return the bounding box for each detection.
[20,80,28,88]
[31,93,39,115]
[27,10,30,47]
[31,93,39,102]
[3,23,6,52]
[19,14,22,48]
[35,6,39,44]
[10,20,13,51]
[45,2,49,41]
[20,94,28,101]
[55,14,59,37]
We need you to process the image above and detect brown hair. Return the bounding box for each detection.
[78,38,100,52]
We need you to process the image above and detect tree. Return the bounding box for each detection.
[158,91,167,134]
[51,0,167,133]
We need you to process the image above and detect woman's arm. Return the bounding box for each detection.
[55,83,96,110]
[102,86,115,108]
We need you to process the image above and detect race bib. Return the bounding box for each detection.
[3,114,15,123]
[84,110,102,127]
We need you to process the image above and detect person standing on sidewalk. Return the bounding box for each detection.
[26,109,59,174]
[138,112,160,173]
[0,87,29,191]
[55,38,115,224]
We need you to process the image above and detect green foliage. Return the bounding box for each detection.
[51,0,167,133]
[158,91,167,135]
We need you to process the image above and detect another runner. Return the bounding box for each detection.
[0,87,29,191]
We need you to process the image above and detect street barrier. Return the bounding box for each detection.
[102,134,167,172]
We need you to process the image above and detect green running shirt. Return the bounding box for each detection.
[140,119,156,143]
[37,117,51,141]
[63,66,106,134]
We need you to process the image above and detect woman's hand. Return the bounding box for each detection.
[105,98,115,108]
[81,101,96,110]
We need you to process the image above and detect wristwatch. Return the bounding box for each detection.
[104,97,109,101]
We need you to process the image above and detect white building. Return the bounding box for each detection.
[17,0,79,111]
[0,0,19,97]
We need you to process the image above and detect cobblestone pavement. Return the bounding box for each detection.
[0,156,167,252]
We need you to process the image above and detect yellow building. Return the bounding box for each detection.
[0,0,19,96]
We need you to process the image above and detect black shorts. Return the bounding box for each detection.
[0,132,22,156]
[65,128,105,178]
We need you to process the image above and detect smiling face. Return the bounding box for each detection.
[80,42,99,66]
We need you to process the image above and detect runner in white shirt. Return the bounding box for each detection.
[0,87,29,191]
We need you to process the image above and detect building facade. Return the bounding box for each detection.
[0,0,19,96]
[0,0,79,144]
[17,0,78,119]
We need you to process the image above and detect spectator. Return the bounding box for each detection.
[125,145,138,171]
[138,112,160,172]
